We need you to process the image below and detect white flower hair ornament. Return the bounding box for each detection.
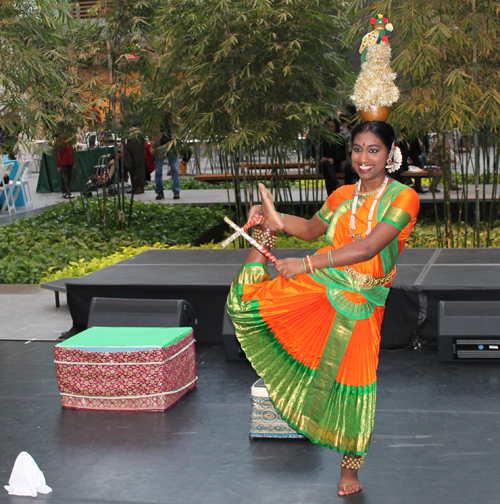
[385,143,402,173]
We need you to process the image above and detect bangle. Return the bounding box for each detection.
[300,257,307,274]
[281,213,286,231]
[306,255,315,275]
[327,251,335,268]
[310,255,316,274]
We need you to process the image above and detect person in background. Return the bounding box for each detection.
[311,119,345,195]
[0,128,15,185]
[54,121,75,199]
[125,124,146,195]
[338,107,358,186]
[145,141,155,183]
[407,137,428,193]
[428,133,461,193]
[152,114,180,200]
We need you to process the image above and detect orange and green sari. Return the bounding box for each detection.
[227,181,420,456]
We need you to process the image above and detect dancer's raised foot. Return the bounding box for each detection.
[258,183,285,232]
[338,468,362,496]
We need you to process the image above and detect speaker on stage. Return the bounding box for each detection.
[87,297,198,330]
[222,303,246,361]
[438,300,500,362]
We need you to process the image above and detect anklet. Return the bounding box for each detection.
[252,228,278,250]
[341,455,365,470]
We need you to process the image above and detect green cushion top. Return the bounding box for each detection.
[57,326,193,350]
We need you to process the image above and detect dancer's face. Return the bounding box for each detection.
[351,131,390,189]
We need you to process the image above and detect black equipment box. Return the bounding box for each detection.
[438,300,500,362]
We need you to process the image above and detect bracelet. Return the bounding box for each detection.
[327,251,335,268]
[300,257,307,274]
[341,455,365,470]
[305,255,315,275]
[280,213,286,231]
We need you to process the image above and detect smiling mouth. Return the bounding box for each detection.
[358,164,373,172]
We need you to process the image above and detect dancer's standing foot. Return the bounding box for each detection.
[338,467,362,496]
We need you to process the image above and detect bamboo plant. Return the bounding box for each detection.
[154,0,354,226]
[348,0,500,247]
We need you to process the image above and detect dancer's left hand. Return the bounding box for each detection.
[247,205,263,225]
[275,258,302,280]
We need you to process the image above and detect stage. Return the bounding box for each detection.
[1,341,499,504]
[51,247,500,348]
[4,248,500,503]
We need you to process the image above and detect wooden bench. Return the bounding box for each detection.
[195,167,440,184]
[194,168,345,184]
[245,161,316,169]
[401,169,443,178]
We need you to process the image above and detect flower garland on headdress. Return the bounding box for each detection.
[351,13,399,113]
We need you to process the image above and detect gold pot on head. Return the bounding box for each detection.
[359,106,391,122]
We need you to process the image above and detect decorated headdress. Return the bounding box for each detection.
[350,14,399,122]
[350,15,401,172]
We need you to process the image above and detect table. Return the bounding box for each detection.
[36,146,110,193]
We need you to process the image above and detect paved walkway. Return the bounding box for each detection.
[0,168,495,226]
[0,284,71,341]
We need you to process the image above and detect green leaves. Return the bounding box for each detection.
[348,0,500,136]
[0,0,84,143]
[0,199,226,284]
[156,0,353,151]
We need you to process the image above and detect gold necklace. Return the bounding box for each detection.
[355,177,389,197]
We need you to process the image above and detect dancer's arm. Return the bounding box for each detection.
[247,206,328,241]
[275,221,400,280]
[280,212,328,241]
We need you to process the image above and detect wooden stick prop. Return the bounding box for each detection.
[223,217,278,263]
[220,215,264,248]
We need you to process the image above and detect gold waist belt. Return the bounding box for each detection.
[344,265,396,290]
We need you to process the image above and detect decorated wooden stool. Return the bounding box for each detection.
[54,327,197,411]
[249,378,305,439]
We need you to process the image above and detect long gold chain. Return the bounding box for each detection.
[350,176,389,241]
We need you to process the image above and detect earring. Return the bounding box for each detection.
[386,143,402,173]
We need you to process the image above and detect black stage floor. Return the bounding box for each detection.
[62,248,500,348]
[1,341,499,504]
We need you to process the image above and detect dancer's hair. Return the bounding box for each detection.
[350,121,396,152]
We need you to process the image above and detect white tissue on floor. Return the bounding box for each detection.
[4,451,52,497]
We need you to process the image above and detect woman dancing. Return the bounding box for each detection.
[227,121,420,496]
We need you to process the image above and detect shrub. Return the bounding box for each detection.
[0,198,226,284]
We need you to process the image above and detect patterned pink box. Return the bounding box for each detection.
[54,327,197,411]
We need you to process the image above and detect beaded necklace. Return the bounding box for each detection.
[350,176,389,241]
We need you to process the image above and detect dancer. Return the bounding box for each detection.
[227,120,420,496]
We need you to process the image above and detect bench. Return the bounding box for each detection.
[194,167,441,184]
[401,169,443,178]
[194,167,345,184]
[41,278,73,308]
[245,161,316,169]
